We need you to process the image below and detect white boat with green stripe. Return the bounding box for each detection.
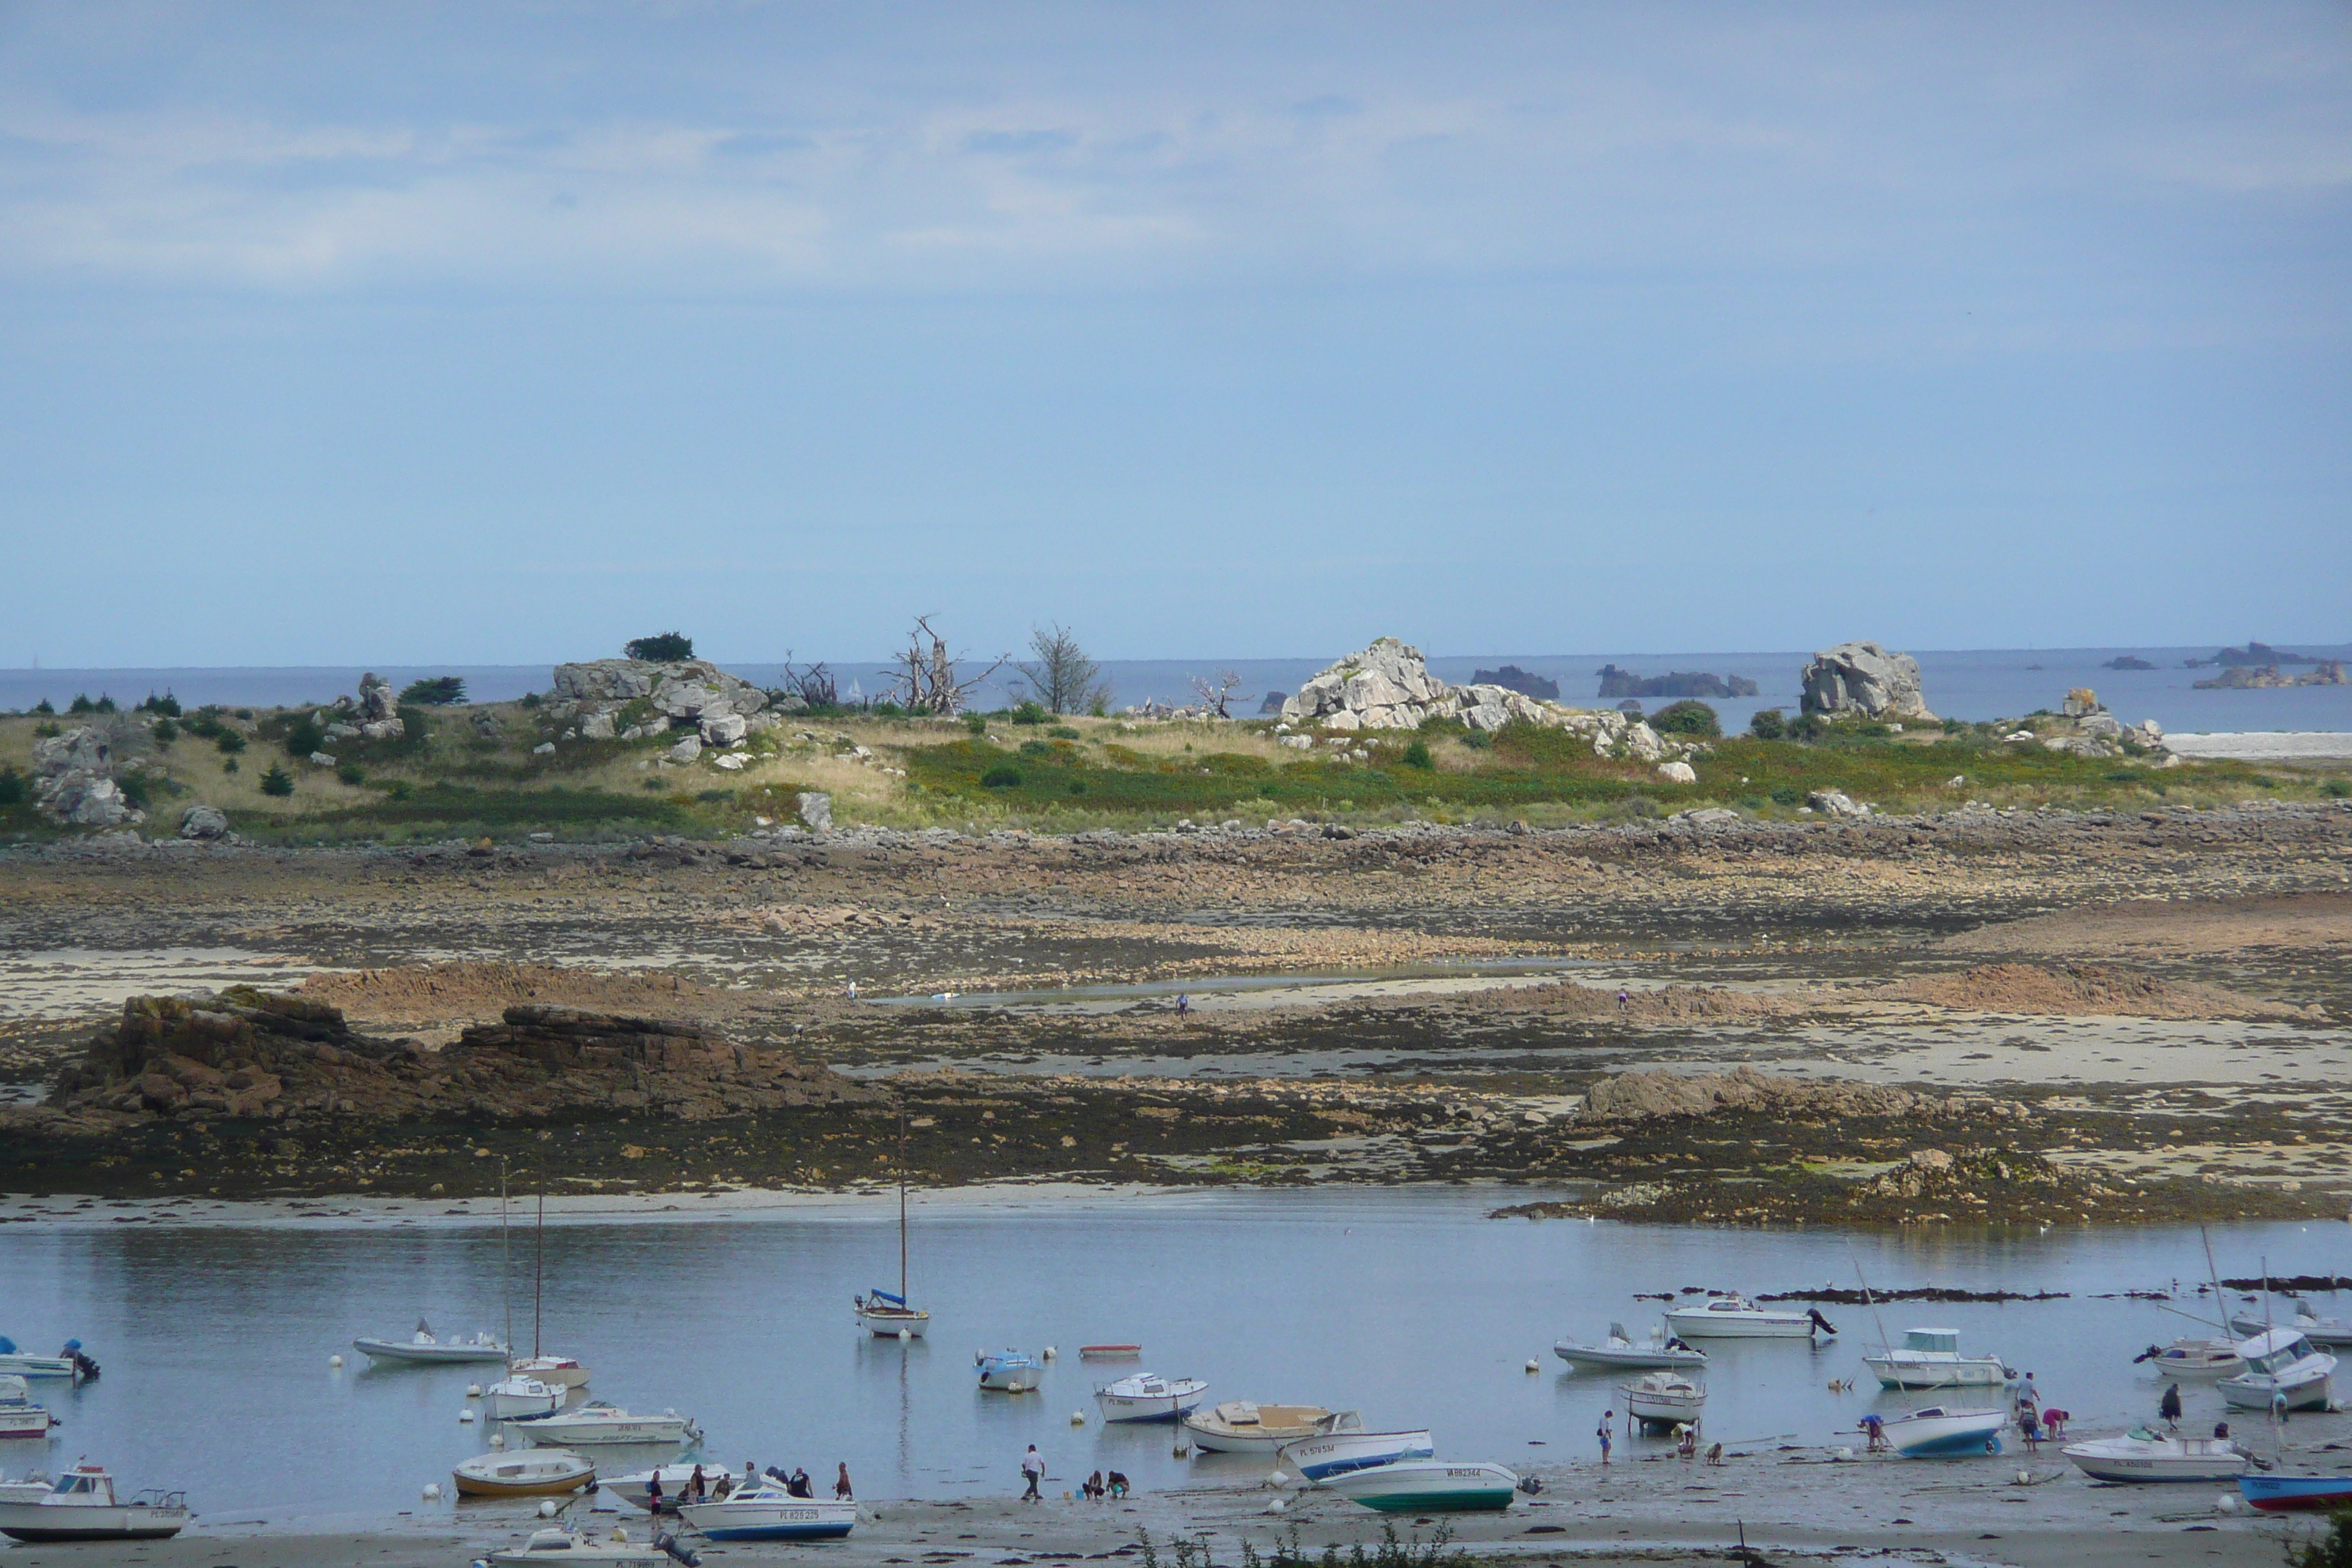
[1319,1460,1520,1513]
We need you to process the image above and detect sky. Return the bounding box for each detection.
[1,1,2347,668]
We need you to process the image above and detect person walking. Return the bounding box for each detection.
[1175,994,1190,1022]
[835,1463,853,1500]
[1020,1444,1045,1501]
[1597,1410,1613,1464]
[2159,1382,2184,1426]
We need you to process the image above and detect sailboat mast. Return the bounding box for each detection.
[534,1167,545,1360]
[500,1160,513,1356]
[898,1109,909,1302]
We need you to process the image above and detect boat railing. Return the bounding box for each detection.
[125,1488,188,1511]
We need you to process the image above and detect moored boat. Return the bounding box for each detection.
[2231,1298,2352,1349]
[0,1464,189,1542]
[1319,1460,1518,1513]
[486,1375,567,1420]
[2237,1474,2352,1512]
[976,1350,1042,1392]
[0,1377,56,1440]
[487,1524,675,1566]
[510,1403,701,1447]
[453,1449,596,1498]
[1094,1372,1207,1422]
[2133,1338,2243,1379]
[2217,1329,2335,1412]
[1663,1295,1834,1341]
[1882,1406,2005,1458]
[1280,1428,1434,1482]
[355,1319,508,1365]
[1184,1402,1360,1454]
[1554,1322,1706,1371]
[679,1486,857,1541]
[854,1289,929,1338]
[2062,1428,2247,1483]
[508,1354,592,1390]
[1080,1344,1142,1359]
[1621,1371,1706,1428]
[1863,1328,2013,1391]
[0,1339,95,1381]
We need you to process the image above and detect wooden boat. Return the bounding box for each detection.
[0,1464,189,1542]
[487,1524,675,1566]
[2063,1428,2248,1483]
[354,1319,508,1365]
[1280,1429,1433,1482]
[1663,1294,1834,1340]
[2237,1474,2352,1512]
[1863,1328,2014,1390]
[1554,1322,1705,1371]
[679,1486,857,1541]
[1620,1371,1706,1428]
[2217,1329,2335,1412]
[0,1377,56,1439]
[453,1449,595,1498]
[1184,1402,1360,1454]
[1319,1460,1518,1513]
[1094,1372,1207,1423]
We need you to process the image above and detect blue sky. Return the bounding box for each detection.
[2,1,2347,667]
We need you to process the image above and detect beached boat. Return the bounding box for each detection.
[508,1355,592,1390]
[1319,1460,1519,1513]
[354,1319,508,1365]
[976,1350,1042,1392]
[453,1449,596,1498]
[603,1462,736,1515]
[2062,1428,2248,1483]
[1554,1322,1707,1371]
[2217,1329,2336,1412]
[1662,1294,1834,1340]
[1094,1372,1207,1423]
[2133,1338,2244,1379]
[2231,1298,2352,1349]
[1184,1403,1361,1454]
[487,1524,676,1566]
[1882,1406,2005,1458]
[0,1464,189,1542]
[486,1374,567,1420]
[0,1378,56,1440]
[2238,1474,2352,1512]
[679,1486,857,1542]
[1280,1429,1435,1482]
[1863,1328,2014,1391]
[1080,1344,1142,1359]
[1621,1371,1706,1428]
[510,1403,701,1447]
[0,1338,94,1381]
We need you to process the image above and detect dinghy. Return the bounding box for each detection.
[2133,1338,2243,1379]
[1184,1403,1361,1454]
[2062,1427,2248,1483]
[487,1524,677,1566]
[1882,1406,2005,1458]
[679,1485,858,1541]
[354,1319,508,1365]
[976,1350,1042,1392]
[0,1378,56,1440]
[1094,1371,1207,1422]
[2217,1329,2335,1412]
[2238,1474,2352,1512]
[1319,1460,1519,1513]
[1621,1371,1706,1428]
[1279,1428,1434,1482]
[0,1340,96,1381]
[0,1464,188,1542]
[510,1403,701,1447]
[1080,1344,1142,1359]
[486,1374,567,1420]
[1863,1328,2014,1391]
[1663,1294,1834,1340]
[1553,1322,1705,1371]
[454,1450,595,1498]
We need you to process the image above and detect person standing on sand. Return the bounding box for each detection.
[1175,994,1190,1021]
[1021,1444,1044,1500]
[1597,1410,1613,1463]
[836,1462,853,1500]
[2159,1382,2183,1425]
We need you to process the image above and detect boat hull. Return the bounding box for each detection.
[1281,1430,1434,1482]
[1321,1462,1518,1513]
[0,1508,189,1543]
[489,1540,668,1567]
[0,1357,77,1380]
[453,1457,595,1497]
[1886,1409,2005,1458]
[488,1384,567,1420]
[680,1499,857,1540]
[514,1417,695,1446]
[0,1409,55,1439]
[856,1307,929,1338]
[1186,1406,1357,1455]
[355,1338,508,1365]
[2218,1370,2334,1411]
[1624,1392,1705,1426]
[2239,1475,2352,1512]
[508,1357,592,1390]
[1863,1354,2011,1390]
[2063,1441,2247,1483]
[1097,1391,1202,1422]
[1663,1310,1816,1340]
[1554,1340,1706,1371]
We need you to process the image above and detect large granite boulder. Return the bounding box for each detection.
[31,725,142,829]
[356,671,396,722]
[553,659,769,738]
[179,804,230,840]
[1798,641,1936,720]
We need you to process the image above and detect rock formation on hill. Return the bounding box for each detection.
[1470,665,1560,700]
[1798,641,1937,720]
[31,725,141,829]
[550,657,797,745]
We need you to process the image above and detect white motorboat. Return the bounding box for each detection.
[354,1319,509,1365]
[1280,1428,1434,1482]
[2063,1427,2250,1483]
[1863,1327,2015,1390]
[603,1462,742,1515]
[0,1377,56,1439]
[1621,1371,1706,1428]
[486,1375,567,1420]
[1554,1322,1707,1371]
[1094,1371,1207,1423]
[2219,1328,2337,1412]
[680,1486,858,1541]
[2133,1338,2244,1379]
[976,1350,1042,1392]
[0,1338,94,1381]
[1319,1460,1520,1513]
[511,1403,701,1447]
[1663,1294,1835,1340]
[508,1355,592,1390]
[0,1463,189,1542]
[2232,1298,2352,1349]
[487,1524,675,1566]
[1881,1406,2005,1458]
[1184,1402,1361,1454]
[453,1449,596,1498]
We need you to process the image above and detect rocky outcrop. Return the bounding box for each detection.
[2195,661,2345,690]
[1580,1066,1932,1125]
[1472,665,1560,700]
[551,657,783,746]
[1595,666,1758,700]
[796,791,834,833]
[178,804,230,840]
[1798,641,1936,720]
[31,725,141,829]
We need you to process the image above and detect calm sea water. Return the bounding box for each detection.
[1,1190,2345,1529]
[4,646,2348,734]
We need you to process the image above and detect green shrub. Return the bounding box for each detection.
[0,768,23,807]
[259,764,295,798]
[399,675,467,706]
[284,717,325,758]
[32,720,61,738]
[1461,730,1491,750]
[965,712,988,736]
[222,758,239,775]
[151,717,178,746]
[1019,739,1053,758]
[1011,702,1047,726]
[116,772,151,809]
[1068,780,1087,795]
[1769,785,1801,806]
[215,731,246,755]
[2323,779,2349,798]
[625,633,694,663]
[67,694,95,714]
[981,764,1022,788]
[1049,725,1082,740]
[31,698,53,716]
[2288,1509,2352,1568]
[519,691,543,709]
[337,764,366,785]
[1749,707,1787,741]
[1401,739,1434,769]
[696,789,732,804]
[137,690,182,716]
[1787,712,1825,742]
[386,780,412,801]
[1651,700,1721,738]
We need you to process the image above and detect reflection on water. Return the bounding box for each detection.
[0,1189,2345,1531]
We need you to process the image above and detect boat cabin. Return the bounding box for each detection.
[2237,1330,2321,1375]
[1903,1329,1961,1354]
[47,1467,118,1506]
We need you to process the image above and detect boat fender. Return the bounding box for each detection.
[540,1500,559,1518]
[1524,1360,1539,1373]
[423,1483,442,1501]
[1071,1411,1086,1425]
[459,1408,476,1423]
[330,1355,344,1368]
[467,1384,483,1398]
[490,1433,506,1450]
[898,1329,911,1341]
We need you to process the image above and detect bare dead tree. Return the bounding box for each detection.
[1188,669,1249,719]
[886,616,1010,715]
[1017,624,1113,715]
[776,651,839,709]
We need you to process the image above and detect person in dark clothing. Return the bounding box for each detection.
[646,1474,665,1514]
[836,1463,853,1500]
[1105,1471,1129,1499]
[2159,1382,2184,1425]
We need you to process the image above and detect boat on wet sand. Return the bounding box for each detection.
[355,1319,508,1365]
[453,1449,596,1498]
[510,1403,701,1447]
[1554,1322,1706,1371]
[679,1486,857,1541]
[1184,1403,1360,1454]
[1094,1372,1207,1422]
[1280,1429,1434,1482]
[2062,1428,2248,1483]
[1621,1371,1706,1428]
[0,1464,188,1542]
[1863,1328,2014,1391]
[1319,1460,1519,1513]
[1882,1406,2005,1458]
[2133,1338,2243,1379]
[1663,1295,1834,1341]
[487,1524,676,1566]
[2217,1329,2336,1412]
[606,1463,731,1515]
[2238,1474,2352,1512]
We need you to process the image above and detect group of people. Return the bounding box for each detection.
[641,1460,853,1515]
[2013,1372,2068,1448]
[1017,1445,1127,1501]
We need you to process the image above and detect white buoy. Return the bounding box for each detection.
[1524,1359,1539,1373]
[1071,1411,1086,1425]
[2016,1469,2031,1485]
[539,1499,559,1518]
[423,1482,442,1501]
[898,1328,911,1342]
[459,1408,476,1423]
[1264,1497,1288,1514]
[1835,1446,1854,1460]
[489,1432,507,1450]
[1267,1470,1291,1488]
[1043,1346,1058,1360]
[330,1354,344,1368]
[467,1383,483,1398]
[2217,1493,2241,1513]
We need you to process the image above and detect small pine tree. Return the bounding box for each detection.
[258,764,295,797]
[1401,739,1435,769]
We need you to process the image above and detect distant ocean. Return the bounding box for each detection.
[3,644,2347,736]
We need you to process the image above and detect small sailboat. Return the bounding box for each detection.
[976,1350,1042,1392]
[679,1485,858,1541]
[0,1464,188,1542]
[453,1449,595,1498]
[1881,1406,2005,1458]
[1863,1328,2015,1391]
[1279,1428,1434,1482]
[508,1356,592,1390]
[854,1115,930,1337]
[0,1377,56,1440]
[2133,1338,2243,1379]
[353,1319,508,1365]
[1663,1294,1834,1340]
[487,1524,677,1566]
[1093,1371,1207,1423]
[1554,1322,1706,1371]
[2217,1328,2336,1412]
[1184,1403,1361,1454]
[1319,1460,1520,1513]
[2062,1427,2249,1483]
[1621,1371,1706,1428]
[485,1375,567,1420]
[507,1163,592,1391]
[510,1403,701,1447]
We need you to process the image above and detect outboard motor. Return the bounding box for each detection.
[655,1532,702,1567]
[2132,1344,2162,1364]
[1806,1309,1839,1338]
[1515,1475,1544,1495]
[61,1341,99,1380]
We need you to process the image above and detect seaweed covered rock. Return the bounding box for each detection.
[1579,1065,1928,1125]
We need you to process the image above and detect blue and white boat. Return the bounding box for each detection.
[1882,1406,2005,1458]
[0,1340,93,1382]
[1093,1372,1206,1423]
[1279,1428,1434,1482]
[2237,1474,2352,1513]
[679,1486,856,1541]
[976,1349,1041,1392]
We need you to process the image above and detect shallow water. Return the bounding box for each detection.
[0,1191,2345,1531]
